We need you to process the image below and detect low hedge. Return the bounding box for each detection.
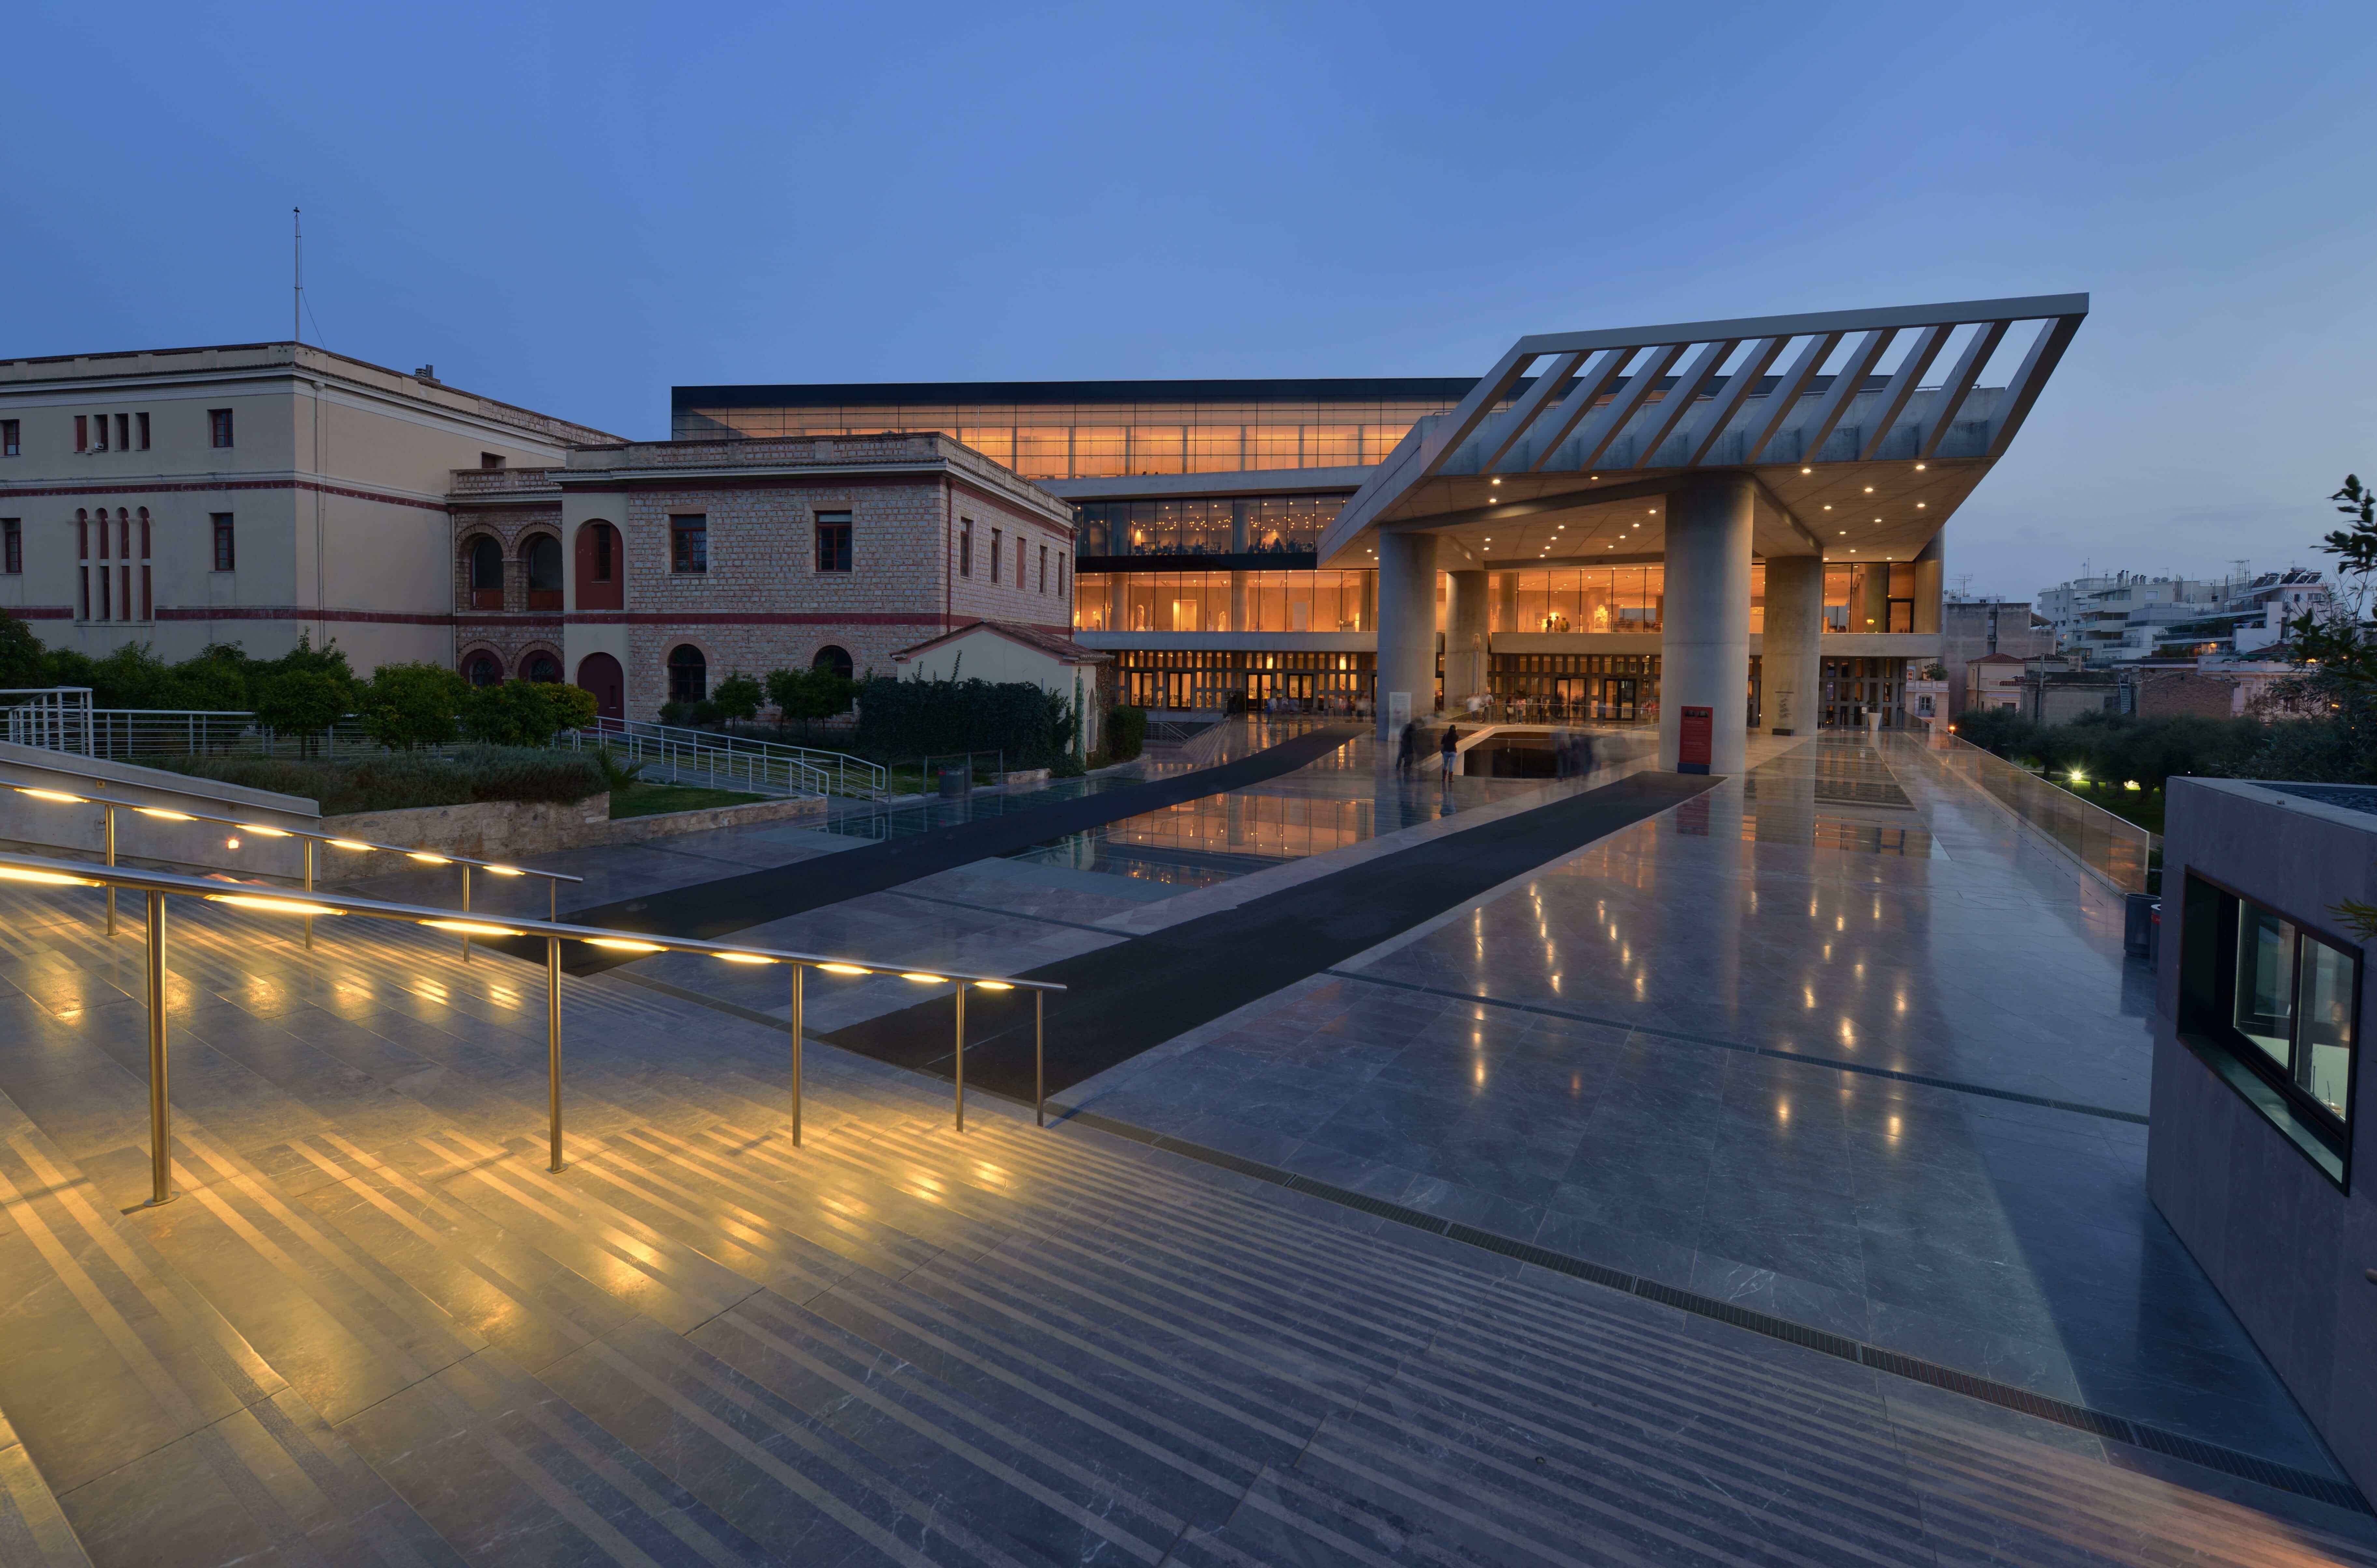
[151,746,603,816]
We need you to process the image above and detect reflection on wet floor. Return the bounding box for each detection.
[816,774,1141,842]
[1734,737,1942,857]
[1014,736,1560,890]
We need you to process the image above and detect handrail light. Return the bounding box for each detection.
[901,972,947,984]
[818,963,869,975]
[0,866,99,886]
[973,980,1014,991]
[587,938,661,952]
[18,789,87,804]
[715,952,774,964]
[329,839,374,851]
[136,807,194,821]
[485,865,526,877]
[209,894,341,917]
[420,919,523,937]
[407,852,450,864]
[239,824,293,838]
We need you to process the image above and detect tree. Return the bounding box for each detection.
[0,610,42,688]
[710,671,764,725]
[253,669,352,756]
[459,679,595,746]
[359,662,468,750]
[766,665,857,740]
[2286,475,2377,681]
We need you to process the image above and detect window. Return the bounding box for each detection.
[1,419,18,456]
[576,521,623,611]
[990,528,1002,583]
[1039,545,1048,594]
[523,651,561,683]
[463,651,503,687]
[209,409,234,449]
[212,514,236,571]
[115,413,130,453]
[1017,537,1026,588]
[2179,874,2360,1183]
[667,644,707,703]
[671,514,707,573]
[593,524,613,580]
[959,519,973,577]
[480,452,506,470]
[815,510,852,573]
[467,535,502,607]
[1,520,18,575]
[813,644,854,680]
[524,535,563,610]
[136,412,149,451]
[1058,552,1066,597]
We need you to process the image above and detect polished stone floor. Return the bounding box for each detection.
[1061,732,2336,1477]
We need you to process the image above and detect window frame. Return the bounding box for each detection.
[990,527,1002,584]
[208,408,234,449]
[1,518,18,575]
[0,419,18,457]
[959,519,973,578]
[136,412,150,451]
[814,510,852,574]
[211,513,236,572]
[2178,870,2361,1187]
[670,513,708,574]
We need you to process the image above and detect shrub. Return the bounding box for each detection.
[1106,705,1147,762]
[0,609,41,687]
[852,674,1076,767]
[152,746,601,816]
[459,680,593,746]
[253,668,352,754]
[765,665,858,737]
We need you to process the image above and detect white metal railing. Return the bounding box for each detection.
[0,846,1061,1208]
[1,687,95,754]
[3,693,376,760]
[575,716,887,798]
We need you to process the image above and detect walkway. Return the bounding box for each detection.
[1060,732,2337,1483]
[0,887,2370,1565]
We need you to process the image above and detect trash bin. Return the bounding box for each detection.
[937,766,969,799]
[2123,892,2159,959]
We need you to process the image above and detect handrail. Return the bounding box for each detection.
[1,766,581,958]
[581,716,888,798]
[0,847,1059,1205]
[1893,730,2154,895]
[558,724,833,800]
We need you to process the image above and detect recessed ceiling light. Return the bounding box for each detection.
[1864,486,1874,493]
[1915,502,1925,509]
[1491,478,1501,485]
[1823,505,1832,510]
[1914,463,1926,471]
[1801,467,1812,474]
[1838,530,1846,535]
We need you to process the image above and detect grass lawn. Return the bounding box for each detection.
[2061,779,2166,834]
[608,782,768,819]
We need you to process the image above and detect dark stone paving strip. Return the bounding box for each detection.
[1326,969,2154,1125]
[824,770,1719,1100]
[1050,1107,2373,1518]
[504,725,1364,975]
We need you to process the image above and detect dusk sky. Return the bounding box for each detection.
[10,0,2374,600]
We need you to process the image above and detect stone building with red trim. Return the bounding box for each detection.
[447,433,1077,720]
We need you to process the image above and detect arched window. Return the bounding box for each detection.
[667,644,707,704]
[524,535,562,610]
[812,645,854,680]
[467,536,504,609]
[523,651,561,683]
[575,521,624,610]
[463,650,503,687]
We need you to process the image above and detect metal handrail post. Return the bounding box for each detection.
[145,891,172,1205]
[302,838,315,952]
[545,936,565,1172]
[1035,990,1045,1127]
[953,983,966,1132]
[104,804,117,936]
[789,963,804,1147]
[460,864,472,962]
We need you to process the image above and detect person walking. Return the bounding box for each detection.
[1397,720,1417,774]
[1440,725,1460,778]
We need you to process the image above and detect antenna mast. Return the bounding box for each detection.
[293,207,303,344]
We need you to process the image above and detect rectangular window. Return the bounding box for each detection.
[594,526,613,581]
[75,415,88,453]
[1039,545,1048,594]
[959,519,973,577]
[815,510,852,573]
[1,520,18,574]
[209,408,234,448]
[93,415,109,452]
[480,452,505,470]
[2178,873,2360,1184]
[990,528,1002,584]
[136,412,149,450]
[1017,537,1026,588]
[670,514,708,573]
[141,563,151,621]
[0,419,17,456]
[78,567,89,621]
[212,514,235,571]
[115,413,130,452]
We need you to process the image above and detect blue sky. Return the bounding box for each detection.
[9,0,2374,598]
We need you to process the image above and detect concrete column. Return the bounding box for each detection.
[1444,569,1489,708]
[1858,561,1890,634]
[1762,554,1823,737]
[1658,475,1754,774]
[1229,572,1248,633]
[1913,533,1944,635]
[1374,531,1440,739]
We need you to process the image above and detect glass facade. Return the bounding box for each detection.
[1076,570,1373,634]
[1111,649,1374,711]
[1488,652,1663,721]
[1825,562,1919,634]
[674,397,1461,479]
[1073,493,1351,557]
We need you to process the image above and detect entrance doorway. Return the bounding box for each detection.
[1594,677,1639,721]
[576,651,625,720]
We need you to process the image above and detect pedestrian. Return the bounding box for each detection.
[1576,729,1597,778]
[1397,720,1417,774]
[1440,725,1460,777]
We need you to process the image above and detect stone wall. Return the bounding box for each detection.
[2132,669,2241,719]
[319,790,825,859]
[451,483,566,682]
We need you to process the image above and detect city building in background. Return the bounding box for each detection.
[1941,596,2056,711]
